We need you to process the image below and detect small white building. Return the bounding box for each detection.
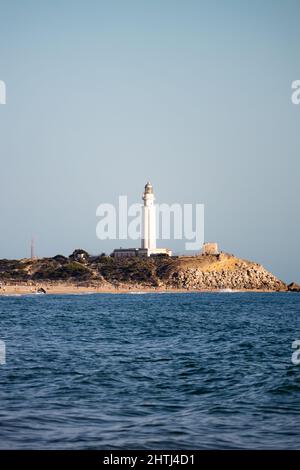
[202,242,219,255]
[113,248,139,259]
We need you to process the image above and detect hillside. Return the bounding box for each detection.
[0,250,290,292]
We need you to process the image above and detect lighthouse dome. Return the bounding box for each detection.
[144,182,153,194]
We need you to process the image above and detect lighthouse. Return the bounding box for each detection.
[141,182,156,250]
[113,182,172,258]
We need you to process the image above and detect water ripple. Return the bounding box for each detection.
[0,292,300,449]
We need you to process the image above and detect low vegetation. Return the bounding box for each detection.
[0,250,290,291]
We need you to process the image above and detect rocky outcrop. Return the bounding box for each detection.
[0,251,289,292]
[170,265,286,291]
[288,282,300,292]
[163,253,287,291]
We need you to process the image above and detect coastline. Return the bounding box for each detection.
[0,251,292,294]
[0,282,289,296]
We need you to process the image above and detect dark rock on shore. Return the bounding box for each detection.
[288,282,300,292]
[37,287,46,294]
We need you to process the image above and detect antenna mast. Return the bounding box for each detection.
[31,237,35,260]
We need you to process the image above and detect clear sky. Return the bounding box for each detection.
[0,0,299,283]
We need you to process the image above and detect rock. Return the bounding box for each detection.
[166,256,288,291]
[37,287,46,294]
[288,282,300,292]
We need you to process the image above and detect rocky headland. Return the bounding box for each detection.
[0,249,296,294]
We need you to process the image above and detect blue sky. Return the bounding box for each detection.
[0,0,299,283]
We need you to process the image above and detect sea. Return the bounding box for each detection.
[0,292,300,449]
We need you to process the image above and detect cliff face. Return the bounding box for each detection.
[165,253,287,291]
[0,251,288,291]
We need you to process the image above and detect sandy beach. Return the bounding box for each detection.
[0,282,189,296]
[0,282,280,296]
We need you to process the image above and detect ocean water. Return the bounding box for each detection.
[0,292,300,450]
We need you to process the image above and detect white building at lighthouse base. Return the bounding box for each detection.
[113,247,172,259]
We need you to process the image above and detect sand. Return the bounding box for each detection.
[0,283,191,296]
[0,282,277,296]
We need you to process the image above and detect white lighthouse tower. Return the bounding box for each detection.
[113,182,172,258]
[142,182,156,250]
